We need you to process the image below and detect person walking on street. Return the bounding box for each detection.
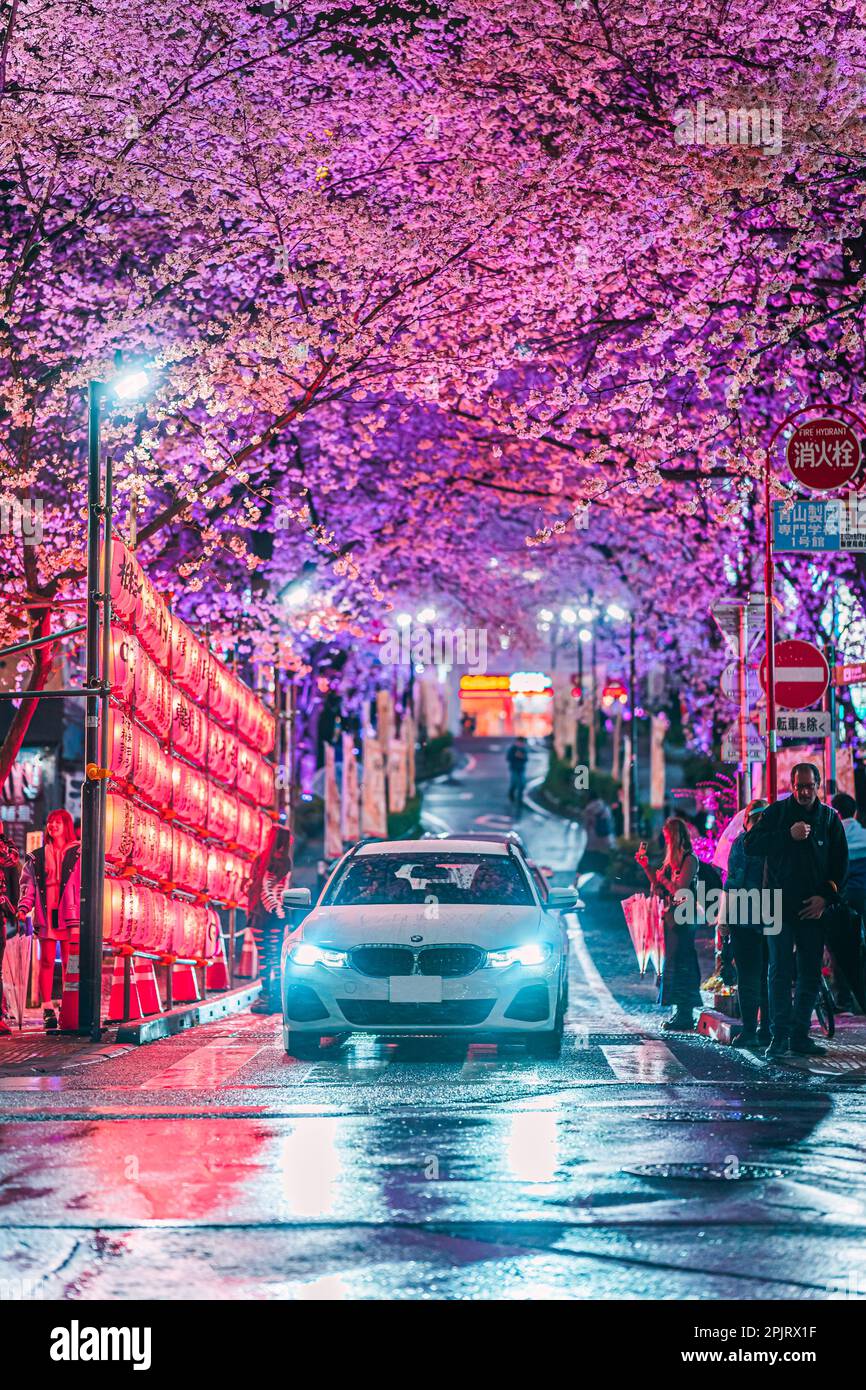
[828,792,866,1010]
[248,826,294,1015]
[744,763,848,1059]
[636,816,702,1032]
[17,809,80,1031]
[724,799,771,1048]
[506,736,529,808]
[0,828,21,1037]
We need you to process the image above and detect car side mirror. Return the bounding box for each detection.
[547,888,579,911]
[283,887,312,908]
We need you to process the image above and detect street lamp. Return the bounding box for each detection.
[560,606,577,625]
[80,366,153,1039]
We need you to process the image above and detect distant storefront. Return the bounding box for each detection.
[459,672,553,737]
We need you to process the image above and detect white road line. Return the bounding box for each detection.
[138,1041,266,1090]
[566,910,643,1035]
[601,1041,691,1083]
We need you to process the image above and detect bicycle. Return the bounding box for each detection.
[814,969,836,1039]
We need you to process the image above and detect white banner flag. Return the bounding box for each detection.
[376,688,395,753]
[324,742,343,860]
[388,737,407,813]
[650,713,669,810]
[341,732,360,844]
[361,734,388,838]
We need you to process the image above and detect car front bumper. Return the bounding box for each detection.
[281,957,561,1035]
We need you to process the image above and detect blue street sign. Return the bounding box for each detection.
[773,496,866,551]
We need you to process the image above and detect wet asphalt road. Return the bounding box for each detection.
[2,739,866,1301]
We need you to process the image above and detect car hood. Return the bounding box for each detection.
[296,904,551,951]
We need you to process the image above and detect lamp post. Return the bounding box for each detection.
[78,368,151,1040]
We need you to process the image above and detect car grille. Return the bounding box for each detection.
[337,1000,495,1027]
[349,944,486,979]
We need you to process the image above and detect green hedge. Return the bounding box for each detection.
[415,731,454,781]
[538,751,621,820]
[387,792,423,839]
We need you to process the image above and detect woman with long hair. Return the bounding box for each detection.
[17,808,80,1030]
[247,825,294,1014]
[636,816,702,1031]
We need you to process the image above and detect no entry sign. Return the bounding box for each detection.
[787,418,862,492]
[759,639,829,711]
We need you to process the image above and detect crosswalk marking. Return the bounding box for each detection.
[138,1041,266,1089]
[600,1041,691,1083]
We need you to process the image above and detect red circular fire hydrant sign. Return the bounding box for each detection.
[786,417,862,492]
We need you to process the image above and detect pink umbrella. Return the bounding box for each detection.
[622,893,666,976]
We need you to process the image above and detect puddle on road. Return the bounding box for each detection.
[624,1161,785,1182]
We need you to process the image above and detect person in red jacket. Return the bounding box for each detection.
[17,809,80,1031]
[0,827,21,1037]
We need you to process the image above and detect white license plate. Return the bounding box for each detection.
[389,975,443,1003]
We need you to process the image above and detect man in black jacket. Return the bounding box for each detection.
[744,762,848,1059]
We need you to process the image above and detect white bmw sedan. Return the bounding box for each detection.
[279,837,578,1058]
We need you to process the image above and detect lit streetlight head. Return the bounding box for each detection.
[578,627,592,644]
[396,612,412,628]
[578,606,595,623]
[416,607,436,623]
[560,606,577,625]
[538,608,554,623]
[606,602,628,622]
[111,368,150,400]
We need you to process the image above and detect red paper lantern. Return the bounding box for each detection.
[132,725,173,808]
[170,758,209,830]
[103,877,138,946]
[139,583,172,668]
[172,691,209,765]
[206,784,239,844]
[105,794,136,868]
[108,631,138,706]
[171,827,208,894]
[106,707,136,783]
[172,622,209,701]
[108,541,144,624]
[133,648,172,739]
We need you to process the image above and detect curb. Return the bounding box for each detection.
[115,981,262,1045]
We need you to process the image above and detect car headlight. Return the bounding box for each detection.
[486,942,551,968]
[289,943,348,968]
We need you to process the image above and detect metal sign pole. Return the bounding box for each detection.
[78,382,106,1038]
[737,606,749,809]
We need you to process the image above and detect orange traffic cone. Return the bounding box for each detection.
[171,961,201,1004]
[58,933,81,1031]
[237,928,258,979]
[206,931,231,991]
[134,957,162,1016]
[107,951,142,1023]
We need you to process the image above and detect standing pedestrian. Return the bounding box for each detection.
[506,736,529,808]
[247,826,294,1015]
[636,816,702,1031]
[0,827,21,1037]
[579,794,616,874]
[724,799,770,1048]
[828,792,866,1010]
[16,809,80,1031]
[744,763,848,1058]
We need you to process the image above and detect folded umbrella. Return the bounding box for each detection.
[2,927,32,1030]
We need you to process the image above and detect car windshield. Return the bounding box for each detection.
[324,852,535,907]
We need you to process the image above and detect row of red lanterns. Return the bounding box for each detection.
[104,877,221,960]
[109,540,276,753]
[108,632,276,801]
[105,793,252,904]
[106,710,273,855]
